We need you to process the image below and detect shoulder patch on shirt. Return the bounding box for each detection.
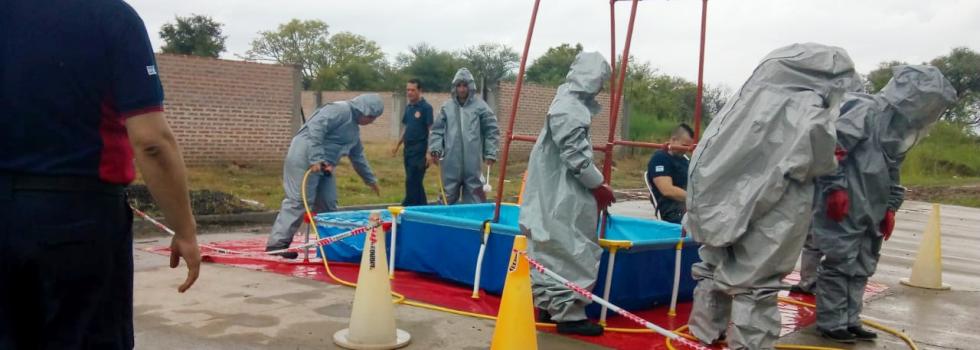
[655,165,665,172]
[146,65,157,76]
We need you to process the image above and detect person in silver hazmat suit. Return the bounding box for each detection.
[428,68,500,204]
[266,94,384,258]
[520,52,617,337]
[684,43,860,349]
[812,65,956,343]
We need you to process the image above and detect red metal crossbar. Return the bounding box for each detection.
[492,0,709,223]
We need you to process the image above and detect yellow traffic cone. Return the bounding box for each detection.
[334,211,411,349]
[490,235,538,350]
[900,203,951,290]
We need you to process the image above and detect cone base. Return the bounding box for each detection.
[333,328,411,350]
[900,278,951,290]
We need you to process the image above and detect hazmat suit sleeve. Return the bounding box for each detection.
[548,107,603,189]
[817,95,873,192]
[479,106,501,161]
[428,105,447,157]
[304,110,343,166]
[348,140,377,185]
[781,92,840,185]
[886,158,905,211]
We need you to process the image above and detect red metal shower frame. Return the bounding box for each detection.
[492,0,709,223]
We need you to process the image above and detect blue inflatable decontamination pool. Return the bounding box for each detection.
[315,203,700,315]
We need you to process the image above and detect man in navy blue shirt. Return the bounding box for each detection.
[646,124,694,223]
[392,79,434,206]
[1,1,201,348]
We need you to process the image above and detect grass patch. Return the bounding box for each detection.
[902,122,980,186]
[141,142,656,212]
[628,110,678,142]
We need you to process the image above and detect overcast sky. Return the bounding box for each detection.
[128,0,980,89]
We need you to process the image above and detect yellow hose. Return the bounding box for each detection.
[778,297,919,350]
[434,162,448,205]
[299,169,919,350]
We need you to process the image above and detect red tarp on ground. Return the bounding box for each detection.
[148,236,887,350]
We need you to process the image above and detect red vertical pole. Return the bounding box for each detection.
[609,0,617,104]
[693,0,708,141]
[493,0,541,222]
[601,0,639,183]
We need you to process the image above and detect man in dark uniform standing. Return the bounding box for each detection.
[392,79,434,206]
[646,124,694,223]
[1,1,201,349]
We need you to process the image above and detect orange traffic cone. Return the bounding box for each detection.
[490,235,538,350]
[900,203,951,290]
[334,211,411,349]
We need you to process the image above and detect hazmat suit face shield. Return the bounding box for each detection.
[878,65,958,158]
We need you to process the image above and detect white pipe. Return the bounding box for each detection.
[471,228,490,299]
[599,248,619,326]
[668,247,682,316]
[669,232,687,316]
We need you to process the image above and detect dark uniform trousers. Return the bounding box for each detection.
[0,174,135,350]
[402,142,429,206]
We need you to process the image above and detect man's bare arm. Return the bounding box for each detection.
[126,111,201,293]
[653,176,687,202]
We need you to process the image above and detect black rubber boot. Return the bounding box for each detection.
[538,310,553,323]
[820,328,857,343]
[266,247,298,259]
[848,326,878,341]
[556,320,604,336]
[790,284,814,295]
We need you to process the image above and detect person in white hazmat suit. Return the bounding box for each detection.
[520,52,617,337]
[813,65,956,343]
[428,68,501,204]
[266,94,384,258]
[684,43,860,349]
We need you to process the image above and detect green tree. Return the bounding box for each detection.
[246,19,330,87]
[312,32,389,91]
[460,43,519,90]
[866,61,906,93]
[395,43,464,92]
[159,14,226,58]
[525,43,584,86]
[931,47,980,125]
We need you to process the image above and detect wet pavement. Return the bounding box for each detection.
[133,200,979,349]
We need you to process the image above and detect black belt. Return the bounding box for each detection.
[0,174,125,195]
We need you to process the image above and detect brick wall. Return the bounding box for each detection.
[495,81,623,160]
[298,82,621,161]
[157,54,299,165]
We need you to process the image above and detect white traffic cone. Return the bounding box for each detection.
[900,203,951,290]
[334,211,411,349]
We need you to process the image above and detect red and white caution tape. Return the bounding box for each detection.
[520,250,711,349]
[131,205,388,257]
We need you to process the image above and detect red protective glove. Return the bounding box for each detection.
[880,210,896,241]
[825,189,850,222]
[834,145,848,162]
[592,184,617,212]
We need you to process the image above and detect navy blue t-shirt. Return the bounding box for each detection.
[402,98,433,156]
[647,150,689,222]
[1,0,165,184]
